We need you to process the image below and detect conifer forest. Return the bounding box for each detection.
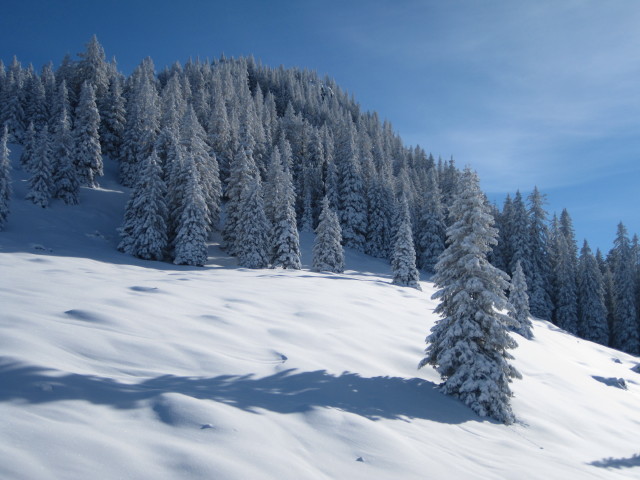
[1,37,639,426]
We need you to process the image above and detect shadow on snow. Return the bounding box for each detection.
[0,360,486,425]
[589,454,640,469]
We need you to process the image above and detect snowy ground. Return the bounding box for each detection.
[1,152,639,479]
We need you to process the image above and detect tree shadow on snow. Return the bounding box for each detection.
[0,360,486,425]
[589,454,640,469]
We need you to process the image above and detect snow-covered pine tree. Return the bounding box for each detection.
[596,248,616,343]
[223,146,259,256]
[508,260,533,339]
[268,148,301,269]
[507,191,531,277]
[552,231,579,334]
[419,168,520,425]
[0,126,11,230]
[99,76,126,160]
[26,125,53,207]
[577,240,609,345]
[207,80,233,188]
[415,170,446,273]
[236,176,270,269]
[312,196,344,273]
[24,73,47,129]
[526,187,553,320]
[173,158,209,267]
[119,72,159,186]
[610,223,639,353]
[73,81,103,187]
[0,62,25,142]
[52,103,79,205]
[20,121,36,173]
[391,198,421,290]
[365,168,394,259]
[180,106,221,232]
[497,194,513,271]
[336,124,367,251]
[118,150,168,261]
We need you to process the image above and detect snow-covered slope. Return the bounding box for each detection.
[1,152,639,479]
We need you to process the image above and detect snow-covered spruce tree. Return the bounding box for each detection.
[119,72,159,187]
[20,121,36,172]
[73,81,103,187]
[118,150,168,261]
[506,191,531,277]
[577,240,609,345]
[180,106,221,232]
[391,198,421,290]
[596,248,616,342]
[173,159,209,267]
[419,168,520,425]
[268,148,301,269]
[551,222,579,334]
[236,176,270,269]
[26,125,53,208]
[312,196,344,273]
[336,124,367,251]
[508,261,533,339]
[610,223,639,354]
[0,126,11,230]
[223,147,258,256]
[415,170,446,273]
[99,76,126,160]
[365,169,394,259]
[52,103,80,205]
[526,187,553,320]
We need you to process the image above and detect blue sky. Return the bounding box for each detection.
[1,0,638,252]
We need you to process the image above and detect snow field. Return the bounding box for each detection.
[1,153,640,479]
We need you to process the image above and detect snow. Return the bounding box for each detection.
[1,150,640,479]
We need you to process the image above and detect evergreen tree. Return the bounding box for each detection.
[419,168,520,425]
[527,187,553,320]
[73,81,103,187]
[20,121,36,172]
[336,125,367,251]
[552,232,579,334]
[391,199,421,290]
[268,148,301,269]
[24,73,47,128]
[508,261,533,339]
[1,66,25,142]
[180,106,221,232]
[596,248,616,343]
[26,125,53,207]
[577,241,609,345]
[223,147,258,256]
[610,223,639,353]
[100,76,126,160]
[236,176,270,269]
[312,196,344,273]
[118,150,168,261]
[415,171,446,273]
[365,170,394,259]
[119,73,159,186]
[507,191,531,276]
[173,159,209,266]
[0,126,11,230]
[52,103,79,204]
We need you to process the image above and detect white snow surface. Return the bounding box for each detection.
[1,150,639,479]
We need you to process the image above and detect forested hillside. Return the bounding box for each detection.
[1,35,638,357]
